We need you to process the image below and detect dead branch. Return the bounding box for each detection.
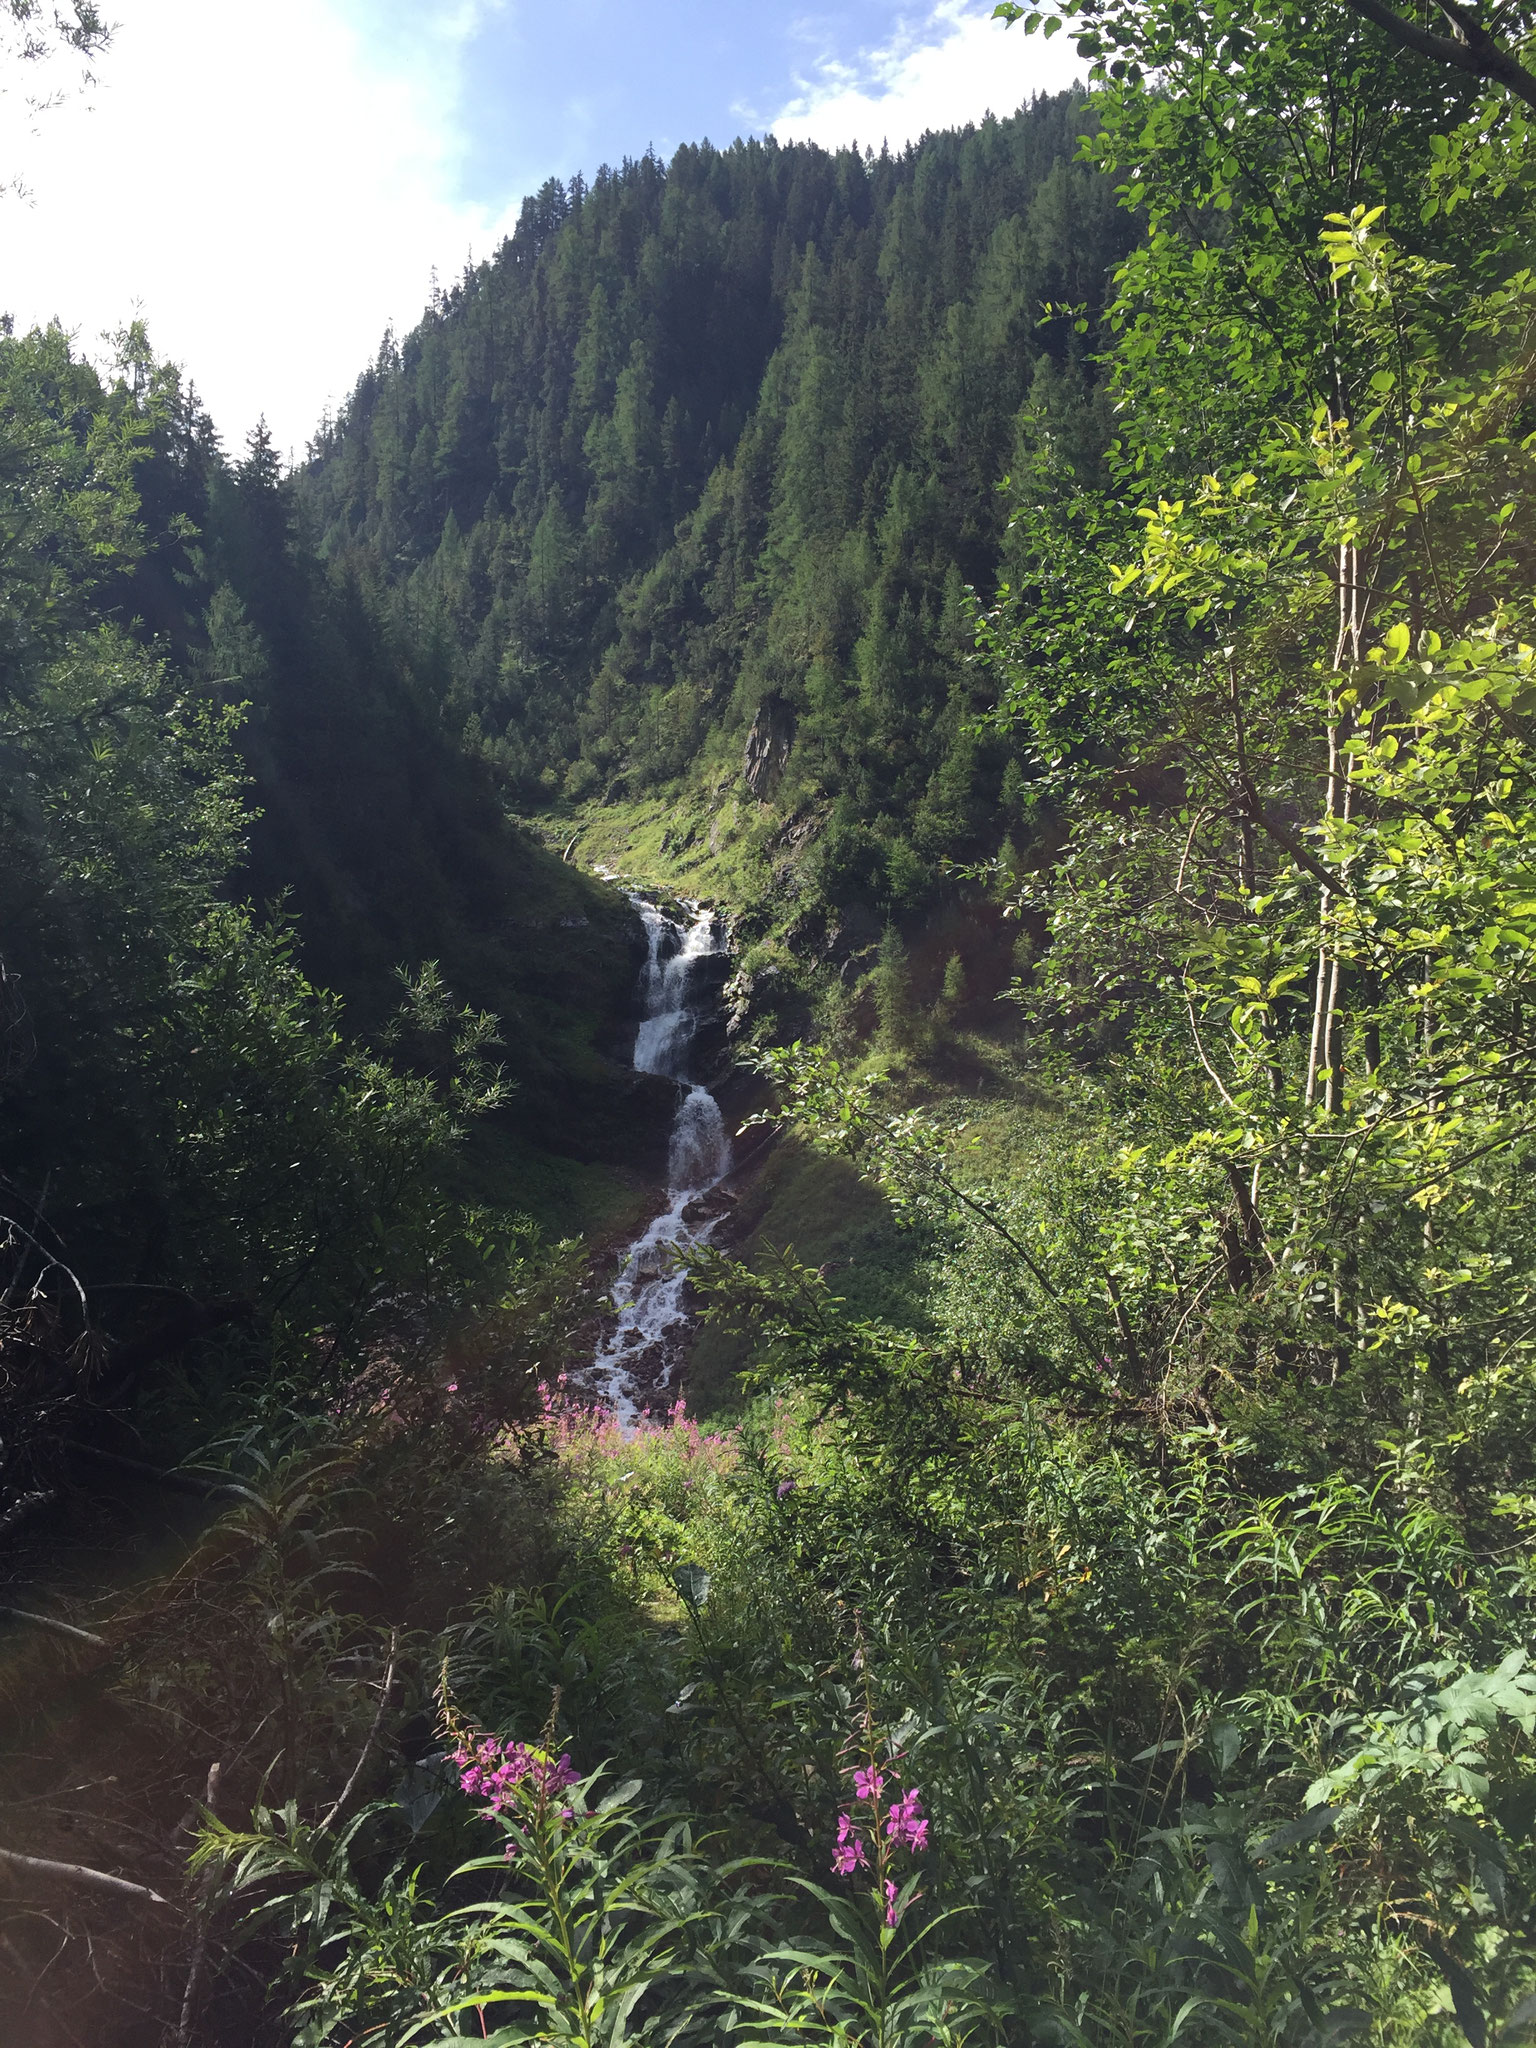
[319,1628,401,1834]
[0,1846,171,1908]
[0,1606,105,1648]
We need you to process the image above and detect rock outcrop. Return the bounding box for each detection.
[742,695,795,799]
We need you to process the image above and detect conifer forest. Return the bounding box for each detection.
[9,1,1536,2040]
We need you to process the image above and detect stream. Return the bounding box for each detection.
[582,896,733,1421]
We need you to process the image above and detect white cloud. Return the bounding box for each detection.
[0,2,1087,457]
[0,0,520,459]
[768,0,1084,153]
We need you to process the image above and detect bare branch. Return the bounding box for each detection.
[0,1846,171,1908]
[0,1607,105,1648]
[318,1629,401,1834]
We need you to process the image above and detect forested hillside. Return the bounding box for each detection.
[302,98,1132,931]
[0,315,661,1531]
[14,2,1536,2044]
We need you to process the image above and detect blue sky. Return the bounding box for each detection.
[440,3,966,196]
[2,1,1082,453]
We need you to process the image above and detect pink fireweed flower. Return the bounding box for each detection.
[885,1788,927,1851]
[535,1751,580,1794]
[885,1879,900,1928]
[852,1765,885,1804]
[831,1812,869,1875]
[455,1733,579,1817]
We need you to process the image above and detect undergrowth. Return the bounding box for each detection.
[172,1309,1536,2046]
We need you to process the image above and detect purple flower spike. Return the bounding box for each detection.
[886,1788,928,1851]
[831,1811,869,1875]
[456,1732,581,1819]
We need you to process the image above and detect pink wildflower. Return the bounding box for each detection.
[885,1880,900,1928]
[455,1733,580,1817]
[886,1788,928,1851]
[853,1765,885,1804]
[831,1812,869,1875]
[536,1751,580,1794]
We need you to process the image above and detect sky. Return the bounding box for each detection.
[0,1,1083,459]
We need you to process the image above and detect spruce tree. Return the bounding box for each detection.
[938,950,967,1029]
[873,925,920,1055]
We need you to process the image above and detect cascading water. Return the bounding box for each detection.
[586,898,733,1420]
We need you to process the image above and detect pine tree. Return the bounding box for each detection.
[874,925,920,1055]
[938,950,967,1029]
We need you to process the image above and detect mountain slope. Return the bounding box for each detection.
[301,99,1133,950]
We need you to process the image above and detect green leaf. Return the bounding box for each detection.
[1252,1804,1338,1860]
[672,1564,712,1608]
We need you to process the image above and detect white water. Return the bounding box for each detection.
[587,899,732,1420]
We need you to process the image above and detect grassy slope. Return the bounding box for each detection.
[532,784,759,906]
[687,1137,917,1413]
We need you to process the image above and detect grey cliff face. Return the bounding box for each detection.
[742,695,795,799]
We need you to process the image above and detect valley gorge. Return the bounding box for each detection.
[7,26,1536,2047]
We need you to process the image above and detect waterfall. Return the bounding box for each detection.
[585,897,732,1420]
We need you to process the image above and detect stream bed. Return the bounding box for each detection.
[580,896,734,1420]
